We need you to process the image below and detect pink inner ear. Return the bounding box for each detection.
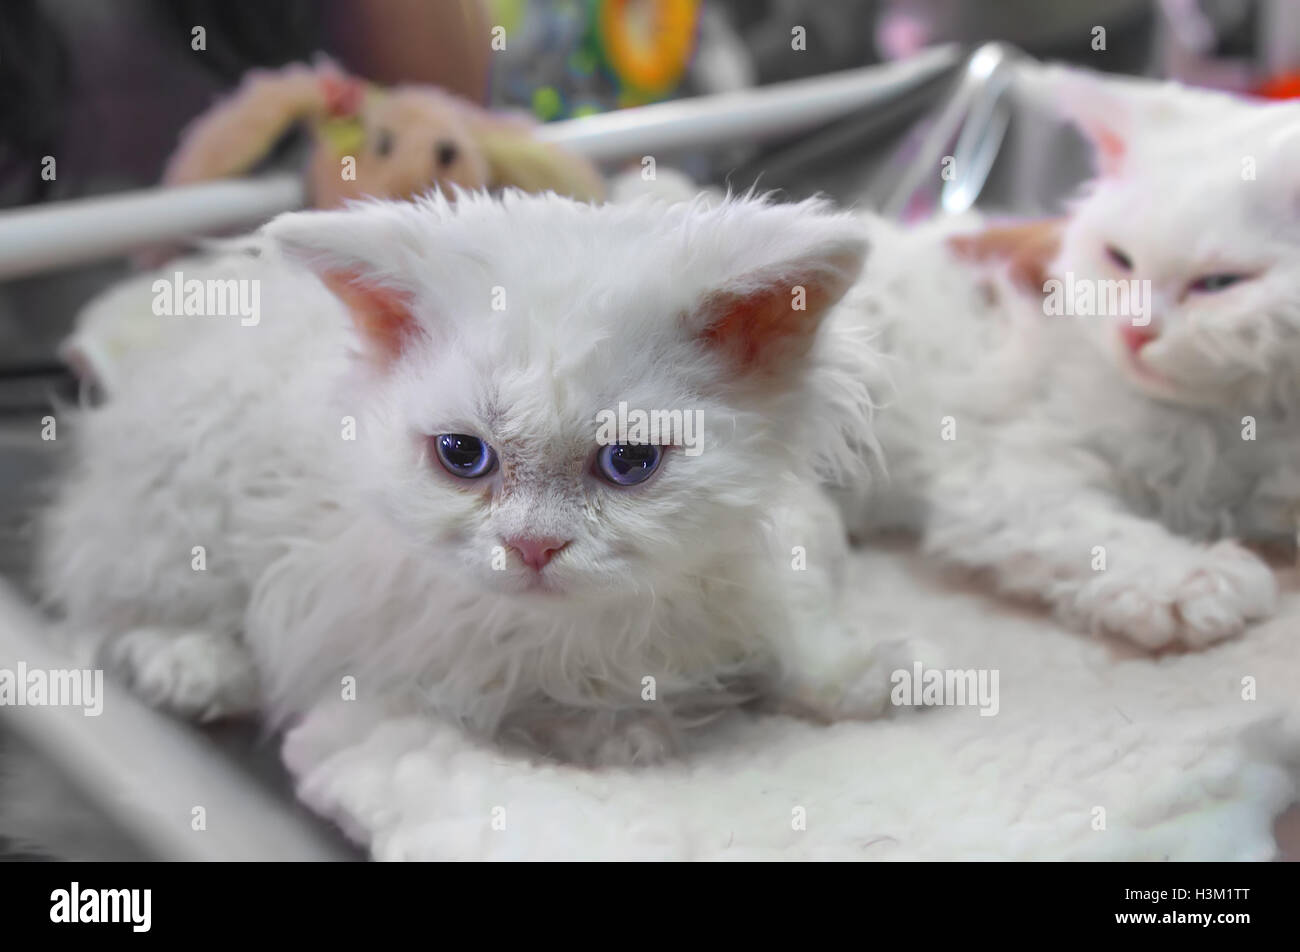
[321,270,420,365]
[1093,125,1127,176]
[698,271,835,373]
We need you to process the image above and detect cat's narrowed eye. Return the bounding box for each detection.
[1189,273,1248,294]
[374,129,395,158]
[1105,245,1133,271]
[434,434,497,479]
[595,444,662,487]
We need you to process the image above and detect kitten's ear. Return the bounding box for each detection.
[1035,65,1249,179]
[264,206,430,365]
[686,204,868,376]
[1039,67,1133,177]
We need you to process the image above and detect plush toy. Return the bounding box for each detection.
[65,60,606,397]
[162,58,606,207]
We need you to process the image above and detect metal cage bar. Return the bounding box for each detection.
[0,47,958,282]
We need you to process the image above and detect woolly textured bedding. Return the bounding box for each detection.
[281,542,1300,861]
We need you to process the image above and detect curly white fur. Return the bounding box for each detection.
[848,77,1300,648]
[38,191,902,765]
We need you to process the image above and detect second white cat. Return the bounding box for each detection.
[848,75,1300,649]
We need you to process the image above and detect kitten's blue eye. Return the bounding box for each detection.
[1189,273,1247,293]
[434,434,497,479]
[1105,245,1133,271]
[596,444,662,486]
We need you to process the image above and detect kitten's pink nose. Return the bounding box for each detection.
[1121,323,1158,353]
[505,536,569,572]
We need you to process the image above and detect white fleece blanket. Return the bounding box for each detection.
[281,543,1300,860]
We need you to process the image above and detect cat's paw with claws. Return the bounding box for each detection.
[104,627,259,721]
[1072,541,1277,649]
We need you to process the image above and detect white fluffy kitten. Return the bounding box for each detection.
[40,191,900,765]
[851,76,1300,649]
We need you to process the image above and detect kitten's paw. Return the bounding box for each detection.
[590,716,677,767]
[1074,542,1277,649]
[785,637,945,722]
[105,627,259,721]
[513,709,678,767]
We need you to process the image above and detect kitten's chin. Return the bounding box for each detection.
[1117,351,1192,404]
[1109,333,1227,409]
[505,571,571,597]
[462,564,633,601]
